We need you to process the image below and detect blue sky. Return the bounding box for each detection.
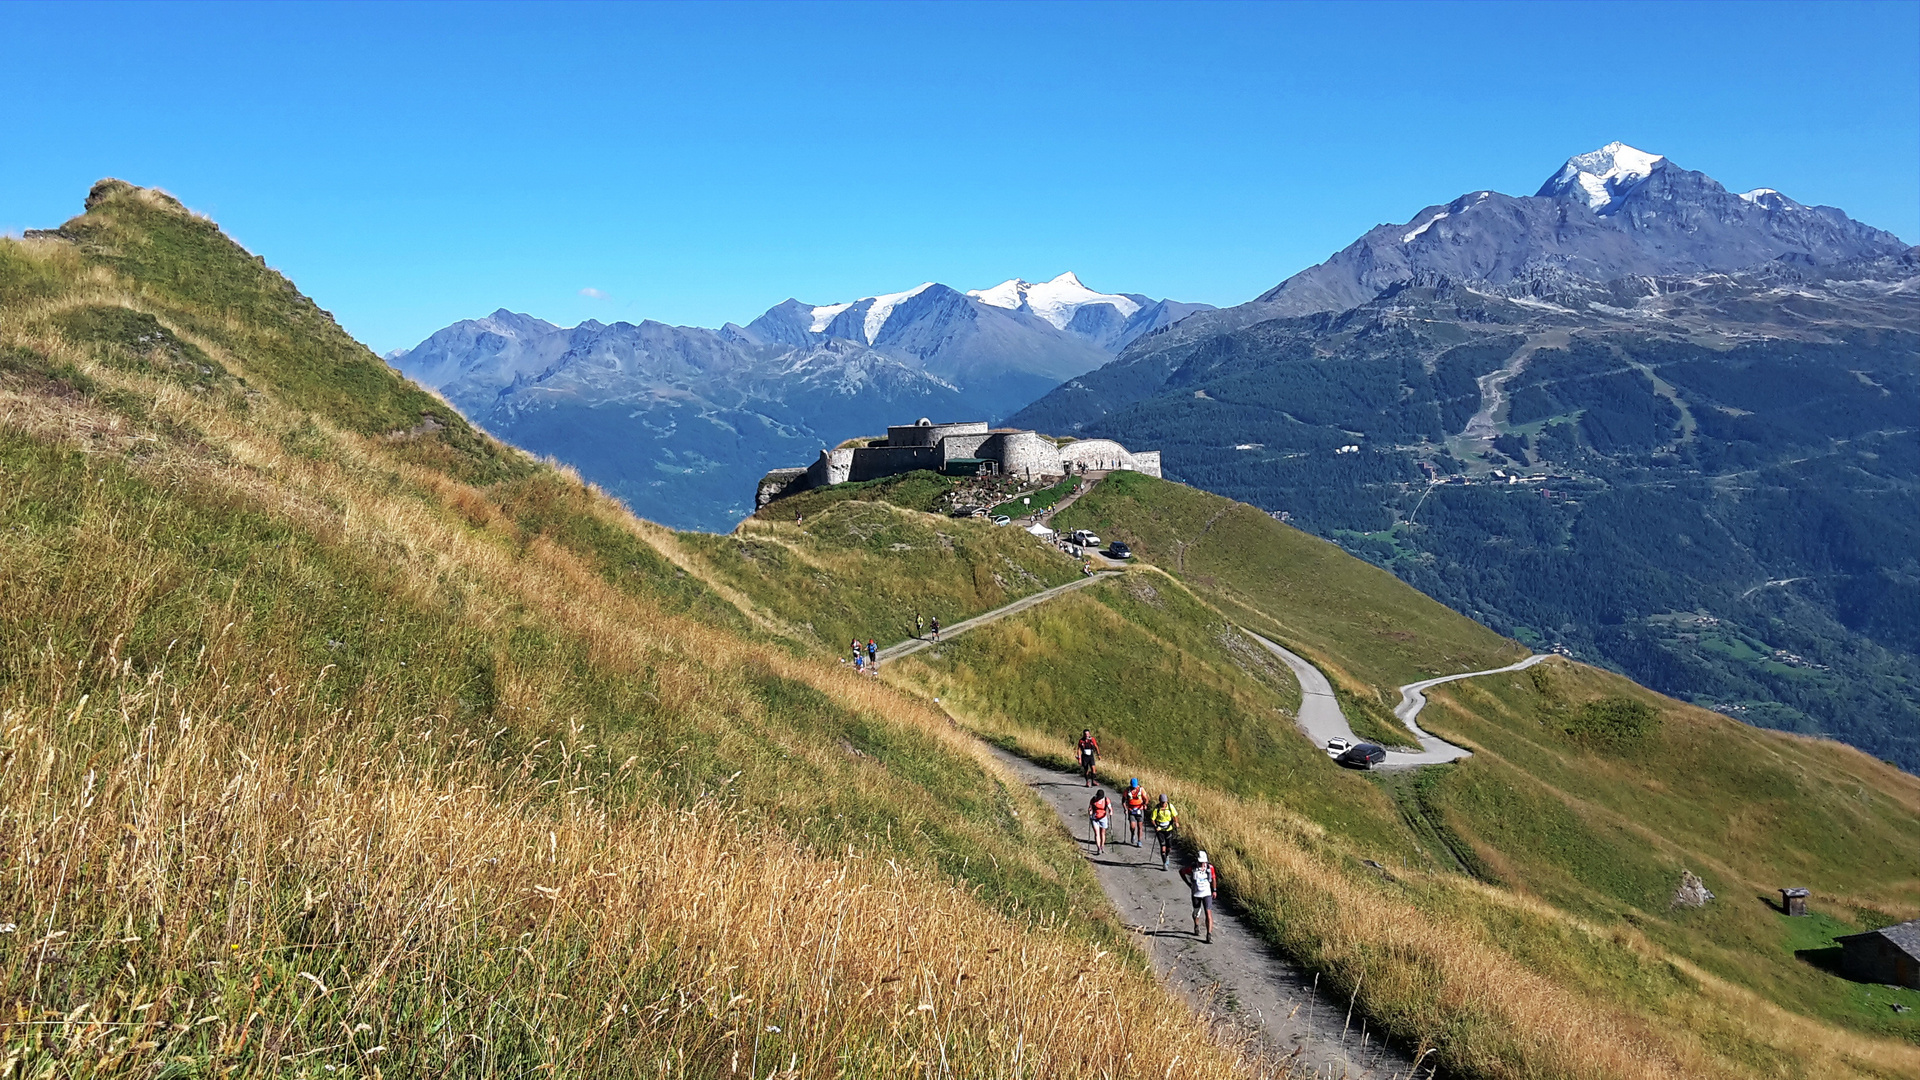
[3,2,1916,354]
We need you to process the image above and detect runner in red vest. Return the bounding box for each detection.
[1088,788,1112,855]
[1076,729,1099,787]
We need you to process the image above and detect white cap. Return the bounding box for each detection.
[1197,851,1208,864]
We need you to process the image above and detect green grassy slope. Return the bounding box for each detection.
[1039,469,1920,1057]
[678,495,1084,653]
[1054,469,1525,696]
[893,571,1417,852]
[0,183,1250,1080]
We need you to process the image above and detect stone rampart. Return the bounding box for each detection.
[807,448,854,489]
[847,445,940,481]
[985,431,1064,479]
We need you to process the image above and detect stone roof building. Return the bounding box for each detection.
[1836,919,1920,989]
[757,418,1160,508]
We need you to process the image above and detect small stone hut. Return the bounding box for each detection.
[1835,919,1920,990]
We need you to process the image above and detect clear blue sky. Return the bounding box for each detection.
[4,1,1916,354]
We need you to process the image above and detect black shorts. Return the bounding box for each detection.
[1191,895,1213,913]
[1080,755,1096,770]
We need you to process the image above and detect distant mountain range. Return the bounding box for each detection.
[388,274,1212,531]
[1010,143,1920,770]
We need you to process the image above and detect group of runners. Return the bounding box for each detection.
[1077,729,1218,943]
[848,637,878,675]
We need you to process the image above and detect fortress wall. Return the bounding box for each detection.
[939,433,992,463]
[991,431,1065,478]
[1059,439,1135,471]
[1130,450,1163,478]
[847,445,940,481]
[890,420,988,448]
[807,448,855,488]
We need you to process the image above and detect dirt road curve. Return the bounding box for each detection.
[985,747,1423,1079]
[879,572,1120,664]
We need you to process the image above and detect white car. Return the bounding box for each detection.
[1325,737,1352,757]
[991,515,1011,526]
[1069,529,1102,548]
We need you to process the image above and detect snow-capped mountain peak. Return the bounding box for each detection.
[967,271,1141,330]
[862,283,935,344]
[1538,141,1666,212]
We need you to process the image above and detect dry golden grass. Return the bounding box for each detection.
[0,225,1284,1077]
[976,721,1920,1080]
[1,684,1265,1078]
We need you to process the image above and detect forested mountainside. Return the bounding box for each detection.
[389,276,1210,532]
[1013,144,1920,770]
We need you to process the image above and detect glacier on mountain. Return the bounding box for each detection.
[966,271,1142,329]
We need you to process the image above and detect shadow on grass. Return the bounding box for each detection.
[1795,945,1846,976]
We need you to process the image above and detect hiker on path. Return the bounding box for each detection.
[1123,779,1148,847]
[1180,851,1219,943]
[1076,729,1099,786]
[851,638,861,662]
[929,616,940,642]
[853,654,865,675]
[1088,789,1112,855]
[915,613,924,639]
[867,639,877,667]
[1149,793,1179,870]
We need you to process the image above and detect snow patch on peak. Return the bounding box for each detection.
[966,271,1140,329]
[1403,210,1451,243]
[862,283,934,344]
[1738,187,1789,208]
[807,302,852,334]
[1539,141,1666,212]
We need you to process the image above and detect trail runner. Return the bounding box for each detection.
[1088,789,1112,854]
[1123,779,1147,847]
[1180,851,1218,943]
[1149,794,1179,870]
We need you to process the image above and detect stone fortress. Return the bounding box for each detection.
[757,419,1161,508]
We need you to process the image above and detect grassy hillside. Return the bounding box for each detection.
[1034,471,1920,1075]
[712,466,1920,1077]
[0,183,1259,1079]
[677,496,1082,654]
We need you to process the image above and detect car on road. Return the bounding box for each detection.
[991,515,1011,526]
[1336,743,1387,769]
[1069,529,1102,548]
[1105,541,1132,559]
[1324,737,1352,757]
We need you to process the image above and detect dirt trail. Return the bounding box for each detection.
[878,572,1120,663]
[986,747,1424,1078]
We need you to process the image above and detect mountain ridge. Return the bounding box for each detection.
[391,273,1212,530]
[1008,144,1920,771]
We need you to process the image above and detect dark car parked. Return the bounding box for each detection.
[1105,541,1132,559]
[1336,743,1387,769]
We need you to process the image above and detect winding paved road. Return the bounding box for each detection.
[1248,631,1544,768]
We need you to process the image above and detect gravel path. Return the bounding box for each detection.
[878,572,1120,664]
[986,746,1423,1078]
